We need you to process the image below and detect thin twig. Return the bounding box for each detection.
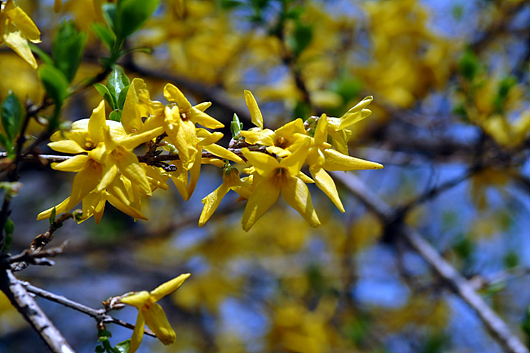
[21,281,157,338]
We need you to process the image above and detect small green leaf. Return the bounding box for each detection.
[109,110,121,122]
[90,23,116,50]
[219,0,243,9]
[50,207,57,225]
[117,85,129,110]
[290,22,313,57]
[114,0,159,40]
[2,218,14,253]
[102,3,118,33]
[0,133,8,151]
[459,50,480,81]
[29,43,54,66]
[113,339,131,353]
[38,64,69,106]
[1,92,23,141]
[230,113,243,138]
[106,67,130,104]
[94,83,117,110]
[52,20,88,83]
[95,345,105,353]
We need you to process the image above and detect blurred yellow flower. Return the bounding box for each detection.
[0,0,41,69]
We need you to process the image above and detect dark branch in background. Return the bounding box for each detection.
[1,241,68,269]
[0,270,75,353]
[332,172,529,353]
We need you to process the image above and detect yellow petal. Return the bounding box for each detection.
[203,144,245,164]
[88,101,106,143]
[266,146,291,158]
[121,78,146,133]
[4,28,37,69]
[244,90,263,129]
[163,83,192,110]
[66,160,102,209]
[5,5,41,43]
[281,176,320,227]
[151,273,191,301]
[174,119,198,170]
[187,151,202,198]
[298,171,314,184]
[322,149,383,171]
[190,107,224,129]
[119,126,164,151]
[127,311,145,353]
[37,197,70,220]
[106,192,148,220]
[98,163,118,192]
[279,139,310,177]
[114,147,152,196]
[240,129,275,146]
[241,148,278,177]
[48,140,86,154]
[314,114,328,145]
[199,182,231,227]
[241,176,280,231]
[81,191,103,221]
[143,302,176,345]
[51,155,88,172]
[310,167,345,212]
[120,291,150,308]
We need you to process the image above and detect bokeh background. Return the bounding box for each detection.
[1,0,530,352]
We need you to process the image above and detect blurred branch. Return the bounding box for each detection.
[0,269,75,353]
[333,172,530,353]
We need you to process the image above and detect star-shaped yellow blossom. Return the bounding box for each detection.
[307,113,383,213]
[0,0,41,69]
[199,165,252,227]
[120,274,191,353]
[162,84,224,170]
[240,90,307,157]
[327,96,374,154]
[241,139,320,231]
[38,100,163,222]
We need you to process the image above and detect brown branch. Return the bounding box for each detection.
[21,281,157,338]
[0,269,75,353]
[332,172,530,353]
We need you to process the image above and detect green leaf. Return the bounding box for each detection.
[29,43,54,66]
[219,0,243,9]
[113,340,131,353]
[50,207,57,226]
[95,345,105,353]
[230,113,243,138]
[109,110,121,122]
[459,50,480,81]
[106,66,130,104]
[90,23,116,50]
[52,20,88,83]
[290,22,313,57]
[102,3,118,33]
[94,83,117,110]
[0,133,9,151]
[2,218,14,253]
[1,92,23,141]
[117,85,129,110]
[38,65,69,106]
[114,0,159,40]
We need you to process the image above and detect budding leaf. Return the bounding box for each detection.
[106,66,130,105]
[459,50,480,81]
[94,83,117,110]
[53,20,88,83]
[90,23,116,51]
[38,64,69,106]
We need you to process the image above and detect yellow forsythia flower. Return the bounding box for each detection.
[120,274,191,353]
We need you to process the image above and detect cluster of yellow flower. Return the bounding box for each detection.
[38,81,382,230]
